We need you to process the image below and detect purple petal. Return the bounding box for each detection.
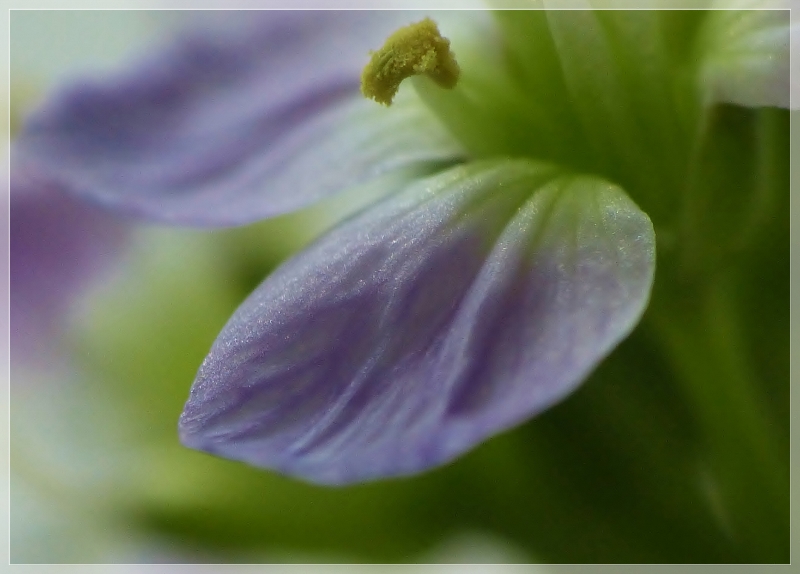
[13,11,464,227]
[10,163,128,363]
[179,160,656,484]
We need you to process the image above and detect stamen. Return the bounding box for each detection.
[361,18,460,106]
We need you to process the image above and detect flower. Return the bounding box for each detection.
[12,5,789,494]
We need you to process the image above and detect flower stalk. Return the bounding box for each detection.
[649,272,788,562]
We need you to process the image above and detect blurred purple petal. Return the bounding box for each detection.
[179,160,656,484]
[10,165,128,363]
[14,11,464,227]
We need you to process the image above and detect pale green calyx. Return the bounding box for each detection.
[361,18,461,106]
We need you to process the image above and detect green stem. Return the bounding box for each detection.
[649,274,788,562]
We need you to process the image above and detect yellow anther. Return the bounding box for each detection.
[361,18,461,106]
